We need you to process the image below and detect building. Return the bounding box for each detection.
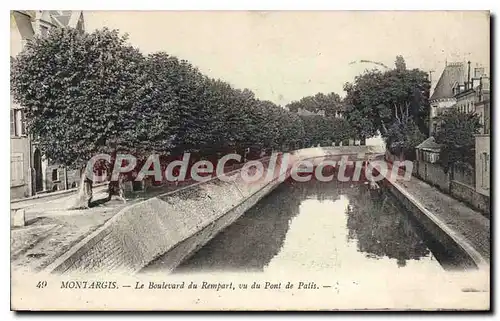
[447,61,491,197]
[296,108,326,116]
[474,76,490,197]
[428,62,466,136]
[454,62,490,115]
[10,10,84,199]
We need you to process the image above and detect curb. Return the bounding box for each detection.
[11,182,108,204]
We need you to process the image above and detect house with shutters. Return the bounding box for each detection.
[10,10,84,199]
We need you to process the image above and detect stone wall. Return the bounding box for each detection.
[452,163,475,187]
[414,160,490,217]
[382,179,483,269]
[415,160,451,193]
[45,147,385,275]
[46,157,293,274]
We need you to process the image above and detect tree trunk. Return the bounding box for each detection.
[69,169,93,209]
[108,176,126,203]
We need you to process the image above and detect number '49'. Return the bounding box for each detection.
[36,281,47,288]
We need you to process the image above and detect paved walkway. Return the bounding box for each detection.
[10,182,197,272]
[396,176,490,263]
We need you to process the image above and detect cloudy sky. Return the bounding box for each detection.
[85,11,490,105]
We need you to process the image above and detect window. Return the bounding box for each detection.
[52,169,59,181]
[475,67,485,78]
[40,25,49,37]
[10,109,26,137]
[11,153,24,186]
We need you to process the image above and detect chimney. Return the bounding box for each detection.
[467,61,471,89]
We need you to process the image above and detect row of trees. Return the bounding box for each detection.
[285,92,356,146]
[11,28,352,208]
[15,27,465,208]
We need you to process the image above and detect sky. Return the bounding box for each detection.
[85,11,490,105]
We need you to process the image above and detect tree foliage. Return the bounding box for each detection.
[434,109,482,169]
[287,92,343,118]
[11,28,145,167]
[12,28,430,208]
[11,27,328,196]
[342,56,431,143]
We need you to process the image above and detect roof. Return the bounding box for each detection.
[416,137,442,151]
[14,10,84,30]
[430,62,466,101]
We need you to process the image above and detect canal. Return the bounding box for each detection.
[165,178,474,275]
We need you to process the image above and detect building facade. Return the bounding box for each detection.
[449,62,491,197]
[474,76,490,197]
[10,10,84,199]
[429,62,465,136]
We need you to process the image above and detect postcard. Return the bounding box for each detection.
[10,10,490,311]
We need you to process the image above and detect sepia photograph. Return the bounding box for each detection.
[9,9,491,311]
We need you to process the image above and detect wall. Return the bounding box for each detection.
[450,181,490,218]
[45,147,385,274]
[46,156,292,274]
[382,178,483,269]
[44,166,81,192]
[10,14,32,199]
[414,160,489,217]
[475,135,490,196]
[415,160,451,193]
[10,136,31,199]
[452,163,475,187]
[456,90,477,113]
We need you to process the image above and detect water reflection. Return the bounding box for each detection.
[174,179,467,274]
[174,181,303,272]
[345,186,430,267]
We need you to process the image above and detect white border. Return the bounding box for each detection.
[2,0,497,318]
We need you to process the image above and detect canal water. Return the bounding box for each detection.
[173,178,475,274]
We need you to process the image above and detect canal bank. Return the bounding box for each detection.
[39,146,488,275]
[387,175,490,268]
[42,147,383,274]
[171,178,475,274]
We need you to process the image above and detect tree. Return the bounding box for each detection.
[286,92,343,118]
[434,109,482,170]
[11,27,146,208]
[395,55,406,72]
[343,56,431,143]
[385,119,426,160]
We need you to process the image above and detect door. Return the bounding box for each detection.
[33,148,43,192]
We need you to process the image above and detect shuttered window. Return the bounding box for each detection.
[10,109,26,137]
[11,153,24,186]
